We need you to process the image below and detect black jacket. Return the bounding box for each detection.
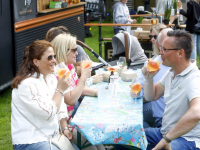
[180,0,200,33]
[143,0,150,4]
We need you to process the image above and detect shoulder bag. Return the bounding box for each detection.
[13,102,75,150]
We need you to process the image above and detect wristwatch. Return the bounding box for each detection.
[162,131,171,143]
[62,127,69,133]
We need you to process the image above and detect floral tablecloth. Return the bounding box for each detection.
[71,74,147,150]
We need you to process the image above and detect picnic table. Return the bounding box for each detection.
[71,70,148,150]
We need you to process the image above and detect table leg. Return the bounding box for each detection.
[77,131,82,150]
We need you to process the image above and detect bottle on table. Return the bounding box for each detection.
[109,71,114,83]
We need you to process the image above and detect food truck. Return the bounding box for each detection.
[0,0,86,91]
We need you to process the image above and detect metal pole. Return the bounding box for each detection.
[98,15,102,57]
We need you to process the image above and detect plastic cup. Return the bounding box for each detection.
[98,86,111,105]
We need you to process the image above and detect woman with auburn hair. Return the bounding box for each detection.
[11,40,78,150]
[51,34,105,150]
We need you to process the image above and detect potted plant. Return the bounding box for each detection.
[172,0,178,14]
[163,1,172,25]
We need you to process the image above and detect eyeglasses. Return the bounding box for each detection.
[70,48,78,53]
[47,55,56,61]
[149,35,157,40]
[160,46,180,54]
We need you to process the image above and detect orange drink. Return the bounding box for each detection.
[131,83,142,94]
[82,61,92,69]
[147,60,161,72]
[57,68,70,79]
[108,67,117,72]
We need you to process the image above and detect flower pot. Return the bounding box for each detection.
[163,19,170,25]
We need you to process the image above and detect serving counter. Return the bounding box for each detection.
[14,2,86,72]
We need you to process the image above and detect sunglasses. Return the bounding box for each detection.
[71,48,77,53]
[149,35,157,40]
[47,55,56,61]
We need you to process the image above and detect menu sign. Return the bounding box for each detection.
[18,0,32,16]
[14,0,36,23]
[85,0,100,11]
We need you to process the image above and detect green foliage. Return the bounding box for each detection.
[135,17,144,24]
[172,0,178,10]
[164,1,172,20]
[84,20,114,61]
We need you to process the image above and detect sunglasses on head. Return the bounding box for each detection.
[149,35,157,40]
[47,55,56,61]
[151,24,167,32]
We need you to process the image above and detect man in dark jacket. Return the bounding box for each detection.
[179,0,200,61]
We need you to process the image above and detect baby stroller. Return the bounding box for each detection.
[77,40,111,69]
[112,31,148,68]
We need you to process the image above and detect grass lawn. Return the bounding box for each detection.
[0,87,12,150]
[0,21,199,150]
[84,20,114,61]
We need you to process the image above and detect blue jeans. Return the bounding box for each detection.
[191,33,200,62]
[13,141,79,150]
[114,128,199,150]
[72,100,80,118]
[155,119,162,128]
[13,141,59,150]
[145,3,149,11]
[143,102,156,128]
[72,96,83,118]
[145,128,199,150]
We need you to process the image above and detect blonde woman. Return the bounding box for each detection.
[179,0,200,62]
[149,23,166,55]
[51,34,105,150]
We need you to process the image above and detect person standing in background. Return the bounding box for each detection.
[179,0,200,62]
[143,0,150,11]
[113,0,136,35]
[156,0,172,14]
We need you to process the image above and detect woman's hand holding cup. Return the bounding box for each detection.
[81,65,92,81]
[57,71,71,92]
